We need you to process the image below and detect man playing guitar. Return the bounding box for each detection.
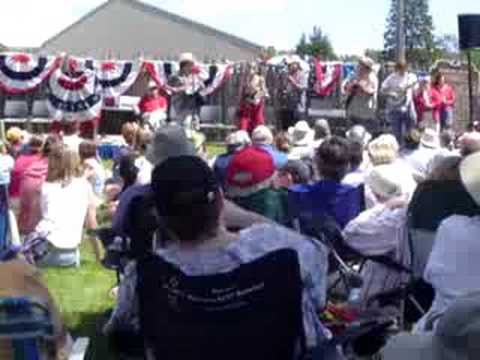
[342,56,378,133]
[380,61,418,146]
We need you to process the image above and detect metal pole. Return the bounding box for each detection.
[467,50,474,126]
[397,0,406,63]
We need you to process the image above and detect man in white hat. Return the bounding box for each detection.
[136,80,168,131]
[402,128,441,182]
[288,120,315,161]
[342,56,379,134]
[408,152,480,334]
[167,52,209,129]
[278,57,308,130]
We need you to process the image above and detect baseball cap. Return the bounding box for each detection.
[151,156,220,216]
[146,124,196,166]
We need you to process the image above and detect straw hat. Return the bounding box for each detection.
[179,52,195,64]
[420,128,440,149]
[226,130,251,147]
[251,125,274,145]
[460,152,480,206]
[365,164,404,200]
[288,121,315,146]
[359,56,375,70]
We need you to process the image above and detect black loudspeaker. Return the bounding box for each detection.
[459,14,480,50]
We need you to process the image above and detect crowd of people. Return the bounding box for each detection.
[0,54,479,359]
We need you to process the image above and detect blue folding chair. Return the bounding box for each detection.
[288,180,365,232]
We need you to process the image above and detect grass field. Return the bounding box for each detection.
[43,241,116,359]
[42,142,227,359]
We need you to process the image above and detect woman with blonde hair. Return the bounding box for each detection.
[23,145,98,267]
[366,134,416,208]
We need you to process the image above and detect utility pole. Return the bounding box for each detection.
[397,0,406,63]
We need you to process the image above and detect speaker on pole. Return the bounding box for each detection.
[458,15,480,125]
[459,14,480,50]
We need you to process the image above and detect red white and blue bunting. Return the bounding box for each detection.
[199,64,233,97]
[68,57,140,99]
[0,53,61,94]
[143,60,178,88]
[47,69,102,122]
[313,59,342,97]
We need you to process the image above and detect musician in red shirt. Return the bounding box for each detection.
[238,63,268,133]
[413,76,440,127]
[137,81,168,131]
[430,71,455,130]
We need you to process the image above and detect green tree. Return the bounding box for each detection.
[296,27,336,60]
[384,0,436,69]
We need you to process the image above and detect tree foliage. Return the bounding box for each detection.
[384,0,436,69]
[296,26,337,60]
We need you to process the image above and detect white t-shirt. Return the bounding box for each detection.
[381,72,417,111]
[36,177,91,249]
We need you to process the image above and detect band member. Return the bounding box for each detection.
[278,57,308,130]
[238,62,269,133]
[381,61,418,147]
[136,80,168,131]
[342,56,378,133]
[167,52,209,129]
[430,70,455,131]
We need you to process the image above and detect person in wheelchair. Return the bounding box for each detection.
[104,156,336,358]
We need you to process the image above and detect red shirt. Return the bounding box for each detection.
[429,84,455,121]
[8,153,42,198]
[138,94,167,113]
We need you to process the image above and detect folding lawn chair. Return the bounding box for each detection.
[404,179,480,322]
[0,297,89,360]
[136,249,306,360]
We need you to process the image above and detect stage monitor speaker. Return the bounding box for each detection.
[459,14,480,50]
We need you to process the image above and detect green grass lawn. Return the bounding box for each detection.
[42,241,116,359]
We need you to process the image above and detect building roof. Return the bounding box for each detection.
[41,0,262,60]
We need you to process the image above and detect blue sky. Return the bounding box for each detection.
[1,0,479,55]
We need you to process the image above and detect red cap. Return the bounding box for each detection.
[226,146,275,197]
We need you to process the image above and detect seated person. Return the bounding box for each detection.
[289,136,364,229]
[343,140,367,186]
[133,129,153,185]
[79,140,105,198]
[23,145,97,267]
[345,124,371,171]
[343,165,411,304]
[274,160,312,188]
[251,125,288,168]
[105,155,334,356]
[212,130,251,187]
[313,118,331,149]
[414,152,480,332]
[18,135,61,236]
[366,134,416,208]
[112,125,269,238]
[382,290,480,359]
[9,135,43,204]
[288,121,316,161]
[225,146,288,225]
[0,259,72,359]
